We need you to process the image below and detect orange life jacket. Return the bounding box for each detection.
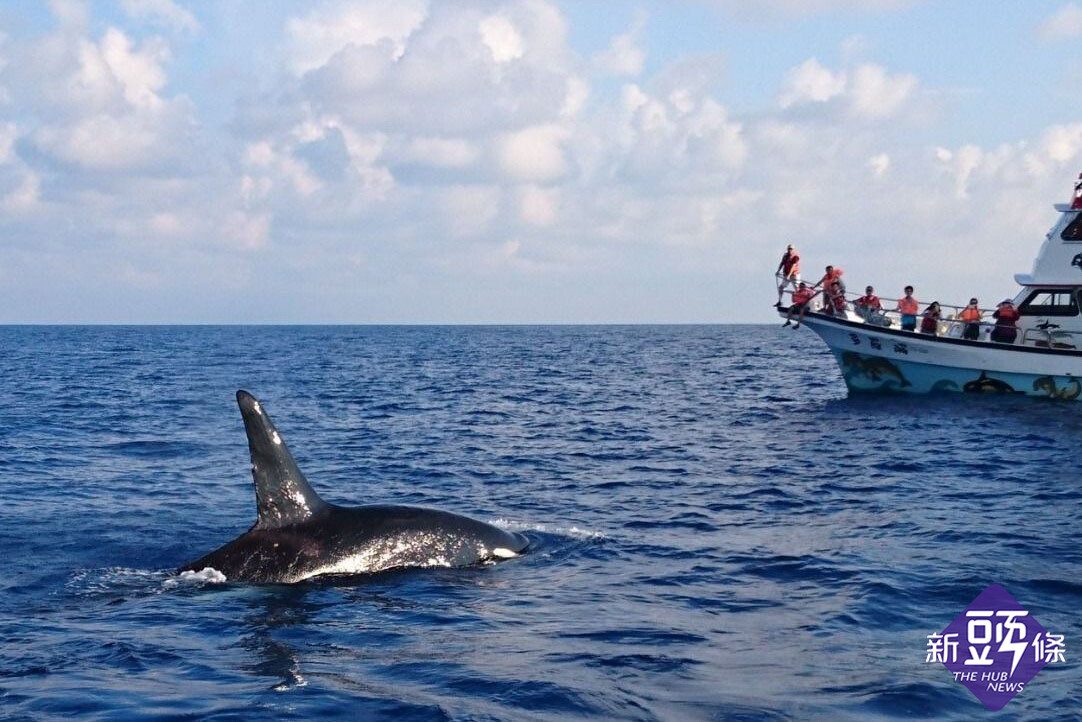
[781,252,800,275]
[857,294,881,309]
[898,297,918,315]
[995,306,1019,324]
[960,306,981,322]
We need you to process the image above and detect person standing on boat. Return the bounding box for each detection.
[896,286,919,331]
[813,265,845,309]
[960,298,982,340]
[991,299,1020,344]
[920,302,941,336]
[775,245,801,304]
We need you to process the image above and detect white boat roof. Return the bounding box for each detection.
[1015,203,1082,287]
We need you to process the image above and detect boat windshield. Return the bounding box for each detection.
[1017,289,1080,317]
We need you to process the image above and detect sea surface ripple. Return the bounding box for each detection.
[0,325,1079,720]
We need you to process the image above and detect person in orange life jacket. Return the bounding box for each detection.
[813,265,845,298]
[856,286,881,310]
[896,286,919,331]
[783,282,816,327]
[776,244,801,304]
[855,285,881,320]
[920,301,941,336]
[960,298,982,340]
[824,280,847,316]
[991,298,1020,344]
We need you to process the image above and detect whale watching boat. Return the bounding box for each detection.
[778,173,1082,399]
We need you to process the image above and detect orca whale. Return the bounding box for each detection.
[179,391,528,584]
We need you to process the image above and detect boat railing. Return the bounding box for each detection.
[780,286,1079,349]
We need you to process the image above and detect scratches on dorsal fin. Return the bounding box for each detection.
[236,390,329,529]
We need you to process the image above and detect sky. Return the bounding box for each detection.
[1,0,1081,323]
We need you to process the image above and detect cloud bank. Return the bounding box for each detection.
[0,1,1079,322]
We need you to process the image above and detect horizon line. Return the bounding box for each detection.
[0,321,777,327]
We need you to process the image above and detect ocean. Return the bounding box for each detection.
[0,325,1079,720]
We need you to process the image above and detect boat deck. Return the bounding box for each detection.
[777,294,1080,352]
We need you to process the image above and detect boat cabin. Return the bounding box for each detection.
[1010,188,1082,349]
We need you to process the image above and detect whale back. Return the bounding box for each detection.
[236,390,329,529]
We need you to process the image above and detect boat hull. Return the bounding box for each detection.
[795,312,1082,400]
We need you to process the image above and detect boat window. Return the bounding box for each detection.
[1018,289,1080,317]
[1062,213,1082,241]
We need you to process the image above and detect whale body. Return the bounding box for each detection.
[179,391,528,584]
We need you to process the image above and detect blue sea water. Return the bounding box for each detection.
[0,324,1080,721]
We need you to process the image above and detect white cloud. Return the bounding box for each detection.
[702,0,916,18]
[868,152,890,177]
[13,18,195,173]
[1039,123,1082,163]
[779,58,917,119]
[5,0,1082,324]
[779,58,845,107]
[35,113,161,169]
[518,184,559,226]
[147,211,184,236]
[497,124,569,182]
[242,137,320,197]
[223,211,271,250]
[0,123,17,164]
[120,0,200,33]
[560,76,589,118]
[48,0,89,30]
[840,34,872,62]
[293,1,574,136]
[245,141,275,167]
[441,184,501,238]
[848,64,917,118]
[479,15,524,63]
[1018,123,1082,178]
[937,143,983,198]
[1,171,40,214]
[286,0,428,74]
[607,83,746,189]
[595,35,643,78]
[1038,3,1082,40]
[99,28,169,110]
[592,14,646,77]
[399,137,480,168]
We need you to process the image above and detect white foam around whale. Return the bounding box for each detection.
[489,518,606,539]
[165,567,227,588]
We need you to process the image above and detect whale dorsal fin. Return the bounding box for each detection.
[236,390,330,529]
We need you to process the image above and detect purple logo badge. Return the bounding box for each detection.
[925,584,1066,710]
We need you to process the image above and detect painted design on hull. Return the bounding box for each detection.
[962,372,1019,394]
[1033,376,1082,400]
[840,351,911,390]
[793,311,1082,401]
